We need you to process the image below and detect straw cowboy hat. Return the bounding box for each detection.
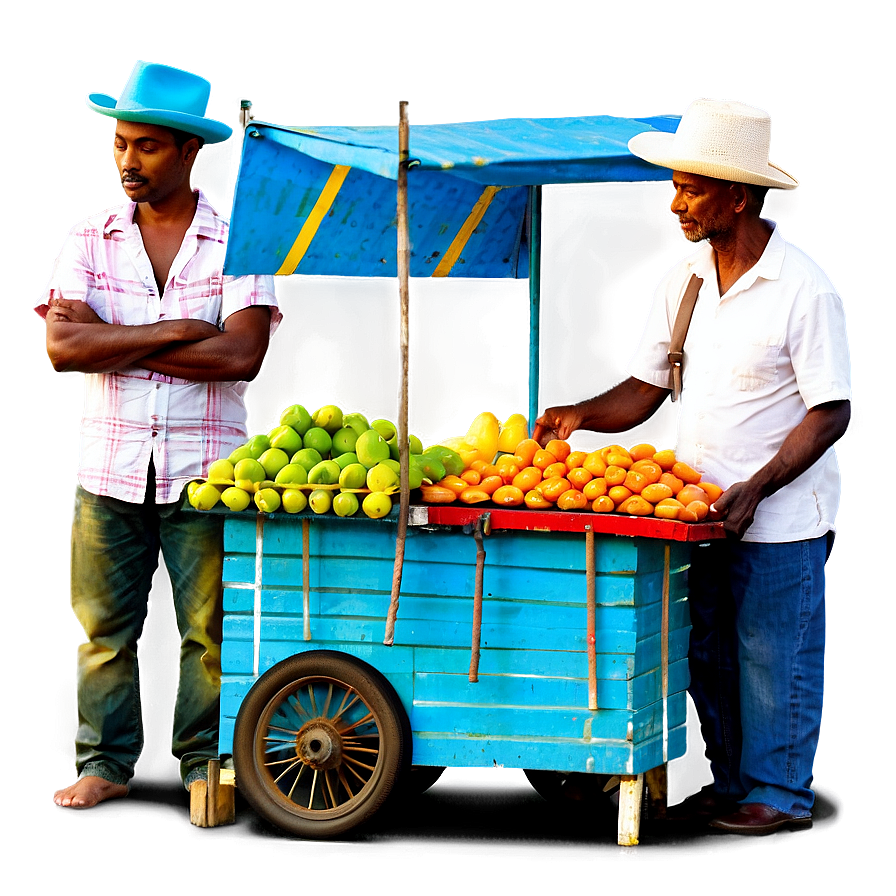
[628,98,797,189]
[87,61,232,145]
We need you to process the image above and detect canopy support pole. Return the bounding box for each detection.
[527,185,543,436]
[384,100,411,647]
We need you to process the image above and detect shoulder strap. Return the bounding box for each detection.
[668,273,703,402]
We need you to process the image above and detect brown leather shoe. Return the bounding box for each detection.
[657,785,740,826]
[709,802,813,835]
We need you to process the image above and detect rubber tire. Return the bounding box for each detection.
[234,650,410,838]
[523,769,619,811]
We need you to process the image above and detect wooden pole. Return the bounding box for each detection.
[586,525,597,710]
[384,100,411,646]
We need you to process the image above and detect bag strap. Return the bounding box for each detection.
[668,273,703,402]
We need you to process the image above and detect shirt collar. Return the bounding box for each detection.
[102,189,223,241]
[685,220,785,297]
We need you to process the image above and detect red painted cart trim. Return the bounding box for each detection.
[419,504,725,541]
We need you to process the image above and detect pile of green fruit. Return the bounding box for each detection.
[187,403,464,519]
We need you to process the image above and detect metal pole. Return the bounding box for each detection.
[527,185,543,435]
[384,100,411,646]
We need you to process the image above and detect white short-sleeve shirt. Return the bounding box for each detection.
[628,225,851,543]
[42,191,282,504]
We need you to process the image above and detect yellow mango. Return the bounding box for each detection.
[464,412,500,463]
[497,413,529,453]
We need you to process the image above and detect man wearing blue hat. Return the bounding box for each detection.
[41,62,281,810]
[535,100,850,835]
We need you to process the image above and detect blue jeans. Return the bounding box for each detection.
[70,476,224,787]
[687,535,830,817]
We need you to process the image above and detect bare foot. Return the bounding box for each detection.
[54,776,128,808]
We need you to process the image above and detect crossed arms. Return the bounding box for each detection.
[45,293,272,382]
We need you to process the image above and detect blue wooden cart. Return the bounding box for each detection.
[213,104,722,845]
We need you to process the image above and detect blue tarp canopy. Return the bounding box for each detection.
[224,114,679,279]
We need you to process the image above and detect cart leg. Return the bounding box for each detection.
[617,774,643,846]
[644,763,668,821]
[190,759,236,827]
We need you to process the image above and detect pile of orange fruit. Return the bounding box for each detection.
[419,438,723,522]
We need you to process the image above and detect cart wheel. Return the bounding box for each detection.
[523,769,619,810]
[233,650,410,838]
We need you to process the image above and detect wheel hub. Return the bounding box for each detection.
[296,718,343,770]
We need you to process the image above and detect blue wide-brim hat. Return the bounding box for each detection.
[87,61,232,144]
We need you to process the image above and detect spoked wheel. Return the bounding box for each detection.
[233,650,410,838]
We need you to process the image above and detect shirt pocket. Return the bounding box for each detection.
[165,274,224,326]
[731,340,782,391]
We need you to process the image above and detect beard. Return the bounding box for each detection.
[680,212,733,244]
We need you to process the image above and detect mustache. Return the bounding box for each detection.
[121,170,147,183]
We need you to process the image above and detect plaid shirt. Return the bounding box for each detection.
[43,191,281,504]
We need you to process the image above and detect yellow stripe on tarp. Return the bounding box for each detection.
[432,185,503,277]
[275,165,351,275]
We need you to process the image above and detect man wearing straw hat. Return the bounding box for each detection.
[40,62,280,811]
[535,99,850,834]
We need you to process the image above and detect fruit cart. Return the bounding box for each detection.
[204,104,725,845]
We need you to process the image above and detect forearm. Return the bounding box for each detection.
[140,331,267,381]
[535,377,669,443]
[572,378,670,433]
[46,319,213,374]
[139,305,272,382]
[748,400,851,499]
[714,399,851,537]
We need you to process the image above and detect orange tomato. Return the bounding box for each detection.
[660,471,685,494]
[652,449,677,471]
[478,475,504,495]
[419,485,457,503]
[686,500,709,521]
[513,438,541,467]
[540,476,572,502]
[677,506,699,522]
[478,462,500,479]
[655,497,685,519]
[470,459,490,473]
[592,495,615,513]
[459,486,491,504]
[618,495,654,516]
[460,468,482,485]
[583,451,608,477]
[512,466,543,492]
[438,475,468,496]
[557,489,588,511]
[583,477,608,501]
[608,485,633,506]
[606,452,633,470]
[624,469,650,494]
[700,481,724,503]
[492,485,525,506]
[672,461,702,485]
[677,483,710,506]
[545,439,571,463]
[495,457,521,484]
[641,482,674,504]
[600,444,630,463]
[525,489,552,509]
[604,465,628,486]
[629,443,657,462]
[532,448,559,471]
[543,461,569,480]
[567,467,593,490]
[630,459,662,483]
[566,450,588,470]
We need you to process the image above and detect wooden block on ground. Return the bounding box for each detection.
[189,763,236,827]
[617,774,643,847]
